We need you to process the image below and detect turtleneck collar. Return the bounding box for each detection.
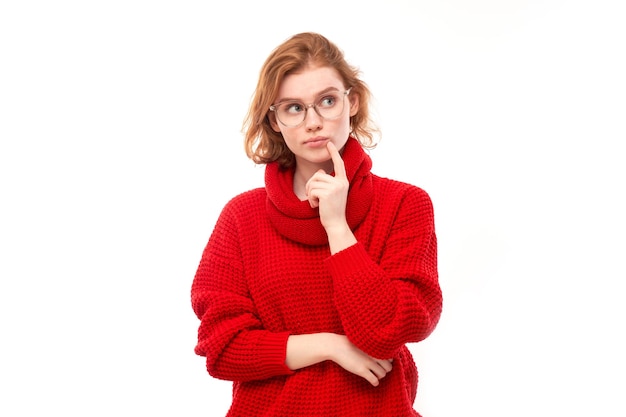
[265,137,373,246]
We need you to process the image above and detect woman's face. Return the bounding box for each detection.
[270,65,359,170]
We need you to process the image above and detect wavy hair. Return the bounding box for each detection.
[242,32,379,168]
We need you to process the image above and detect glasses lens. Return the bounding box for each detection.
[277,102,305,127]
[316,92,345,120]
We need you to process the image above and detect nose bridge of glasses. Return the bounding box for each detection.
[303,102,324,121]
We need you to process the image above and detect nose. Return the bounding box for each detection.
[304,105,322,131]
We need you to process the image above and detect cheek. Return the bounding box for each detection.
[331,119,352,149]
[339,115,352,134]
[280,131,298,151]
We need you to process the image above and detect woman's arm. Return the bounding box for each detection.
[326,187,443,360]
[286,333,392,387]
[306,143,442,360]
[192,201,294,382]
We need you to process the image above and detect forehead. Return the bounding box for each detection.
[277,66,345,100]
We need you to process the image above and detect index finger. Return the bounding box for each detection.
[327,141,347,179]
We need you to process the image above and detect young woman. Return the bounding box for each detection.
[191,32,443,416]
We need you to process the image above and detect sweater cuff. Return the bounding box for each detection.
[256,331,294,376]
[325,242,373,278]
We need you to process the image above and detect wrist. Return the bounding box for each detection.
[319,333,338,363]
[286,333,335,370]
[324,334,350,365]
[325,224,356,254]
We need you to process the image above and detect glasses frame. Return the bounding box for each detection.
[269,88,352,128]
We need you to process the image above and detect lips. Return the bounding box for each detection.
[304,136,328,144]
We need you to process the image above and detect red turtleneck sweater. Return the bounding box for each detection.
[191,138,442,416]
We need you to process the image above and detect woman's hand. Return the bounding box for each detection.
[328,334,393,387]
[305,141,350,232]
[305,142,357,253]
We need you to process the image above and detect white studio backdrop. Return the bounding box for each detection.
[1,1,624,416]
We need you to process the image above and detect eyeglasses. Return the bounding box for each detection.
[269,88,351,128]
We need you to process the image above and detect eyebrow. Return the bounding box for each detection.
[274,87,341,105]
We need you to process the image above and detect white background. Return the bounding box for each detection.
[1,1,625,416]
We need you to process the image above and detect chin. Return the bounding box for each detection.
[295,151,331,165]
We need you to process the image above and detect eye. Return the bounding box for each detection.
[318,94,338,108]
[284,102,304,114]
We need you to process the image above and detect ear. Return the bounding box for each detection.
[269,112,281,132]
[348,92,360,117]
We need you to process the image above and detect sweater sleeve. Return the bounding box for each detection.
[325,186,442,360]
[191,202,294,382]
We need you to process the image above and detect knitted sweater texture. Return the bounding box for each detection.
[191,138,442,416]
